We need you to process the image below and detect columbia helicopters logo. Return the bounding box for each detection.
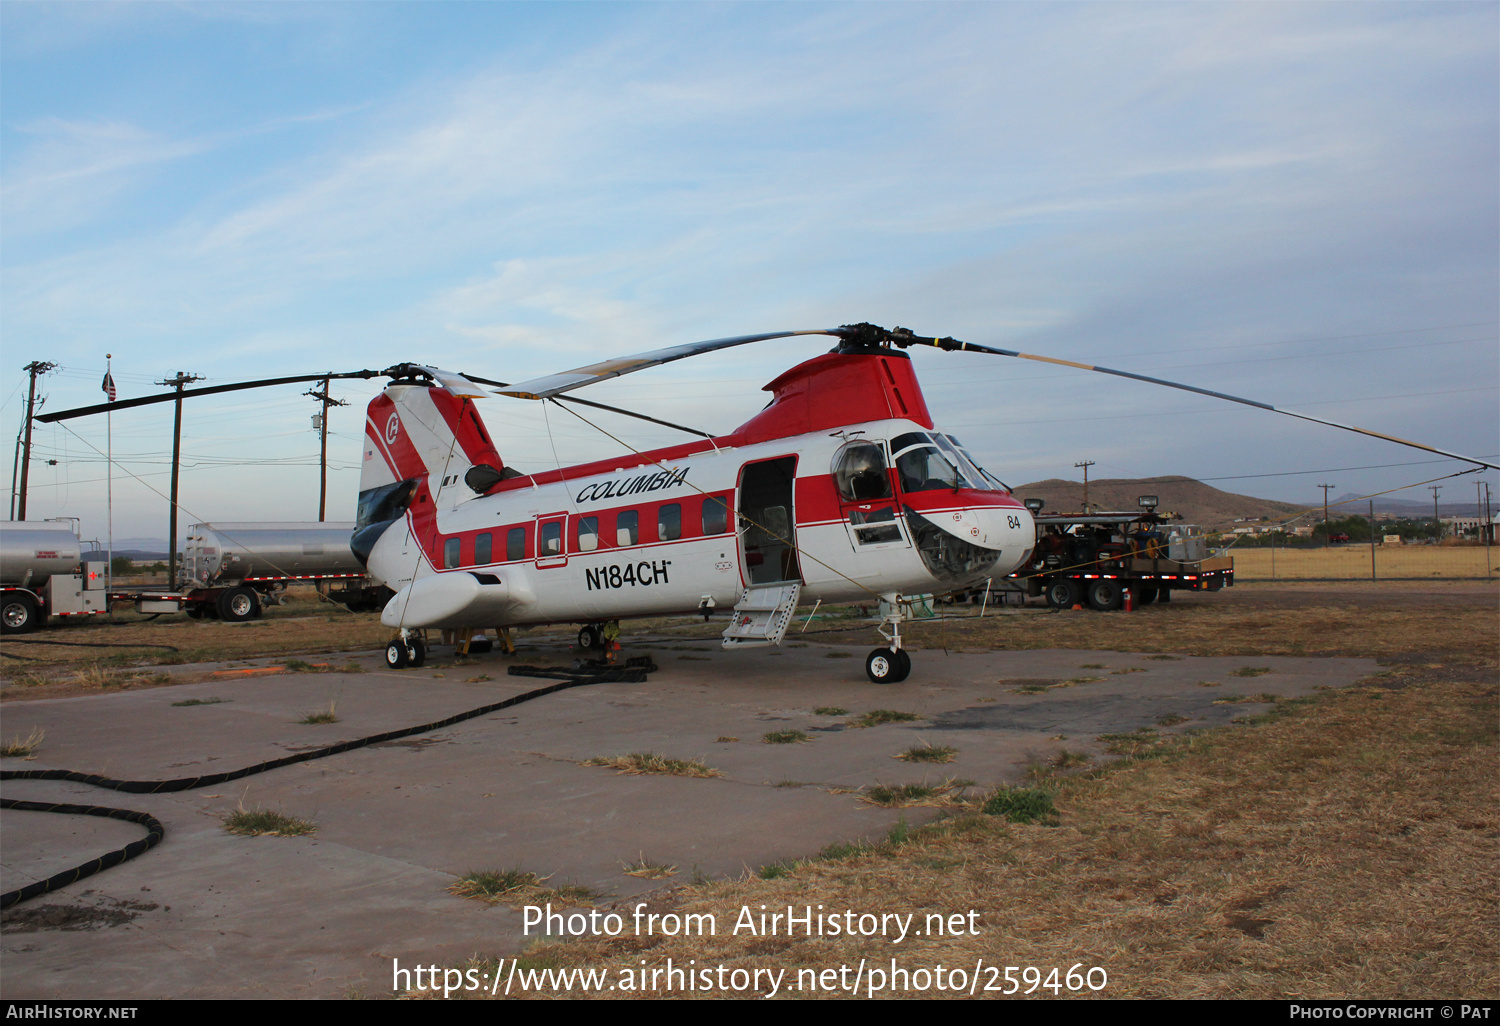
[576,467,689,503]
[385,414,400,444]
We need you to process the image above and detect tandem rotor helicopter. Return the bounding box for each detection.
[36,322,1498,683]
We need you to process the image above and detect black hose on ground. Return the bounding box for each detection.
[0,658,655,909]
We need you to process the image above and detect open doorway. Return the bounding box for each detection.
[738,456,800,585]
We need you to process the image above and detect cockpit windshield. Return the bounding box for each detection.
[891,432,972,493]
[941,434,1012,493]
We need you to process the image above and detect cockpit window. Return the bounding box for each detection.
[893,440,971,494]
[941,434,1012,493]
[832,440,892,502]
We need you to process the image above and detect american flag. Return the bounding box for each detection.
[101,370,116,402]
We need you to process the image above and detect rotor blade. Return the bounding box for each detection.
[35,370,383,423]
[461,374,712,438]
[413,365,489,399]
[494,329,838,400]
[892,335,1500,471]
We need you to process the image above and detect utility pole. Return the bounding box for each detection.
[1074,460,1095,513]
[1430,485,1442,544]
[156,372,203,584]
[15,361,57,521]
[304,378,347,521]
[1317,483,1335,526]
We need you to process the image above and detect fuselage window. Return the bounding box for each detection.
[702,495,729,535]
[659,503,682,542]
[578,516,599,552]
[832,440,892,502]
[849,506,902,545]
[506,527,526,561]
[444,537,461,569]
[616,510,639,547]
[540,521,562,557]
[475,532,493,565]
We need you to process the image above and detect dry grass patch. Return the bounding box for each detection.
[896,743,957,763]
[298,700,339,724]
[850,709,920,728]
[622,855,678,879]
[762,730,809,744]
[0,727,45,758]
[223,807,315,837]
[449,869,598,907]
[582,752,721,777]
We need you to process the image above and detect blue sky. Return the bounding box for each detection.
[3,2,1496,542]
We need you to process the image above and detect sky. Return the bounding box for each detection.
[2,1,1496,544]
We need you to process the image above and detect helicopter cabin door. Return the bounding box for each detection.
[534,512,569,569]
[736,456,800,585]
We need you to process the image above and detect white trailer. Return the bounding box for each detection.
[0,521,109,634]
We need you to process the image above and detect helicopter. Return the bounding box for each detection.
[32,322,1496,683]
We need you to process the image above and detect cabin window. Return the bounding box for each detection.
[506,527,526,561]
[702,495,729,535]
[832,440,892,502]
[540,521,562,557]
[616,510,639,546]
[578,516,599,552]
[475,533,493,565]
[658,503,681,542]
[444,537,461,568]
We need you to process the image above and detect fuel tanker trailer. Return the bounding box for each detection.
[1,520,108,634]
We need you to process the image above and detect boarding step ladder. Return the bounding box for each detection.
[721,581,802,649]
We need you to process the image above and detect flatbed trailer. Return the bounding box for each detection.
[1009,509,1234,611]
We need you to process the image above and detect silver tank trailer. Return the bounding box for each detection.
[1,521,83,588]
[180,522,361,588]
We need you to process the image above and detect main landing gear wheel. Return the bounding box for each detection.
[1,594,39,635]
[577,624,601,652]
[217,586,259,622]
[1086,579,1123,612]
[865,647,911,684]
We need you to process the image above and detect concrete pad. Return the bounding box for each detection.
[0,641,1379,998]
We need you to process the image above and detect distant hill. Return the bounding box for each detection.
[1012,475,1309,530]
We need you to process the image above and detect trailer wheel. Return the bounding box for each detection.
[1044,580,1079,609]
[1135,587,1159,606]
[1086,580,1123,611]
[217,587,258,622]
[1,594,39,635]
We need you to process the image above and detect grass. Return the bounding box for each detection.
[298,701,339,724]
[761,730,809,744]
[812,706,848,716]
[861,783,964,807]
[621,855,678,879]
[582,752,721,777]
[982,786,1058,823]
[1053,748,1090,768]
[1232,666,1274,678]
[851,709,920,728]
[449,869,600,907]
[223,807,315,837]
[896,742,957,763]
[1157,713,1191,727]
[1,727,45,758]
[713,736,739,743]
[171,697,227,707]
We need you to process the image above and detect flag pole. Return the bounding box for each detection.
[105,354,114,614]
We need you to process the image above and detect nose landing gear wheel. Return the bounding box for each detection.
[406,637,427,667]
[385,640,409,669]
[865,647,912,684]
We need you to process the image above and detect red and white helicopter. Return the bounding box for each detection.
[357,323,1037,682]
[37,321,1494,683]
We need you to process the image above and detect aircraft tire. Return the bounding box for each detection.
[1,594,39,635]
[385,640,409,669]
[406,637,427,668]
[577,624,600,651]
[866,648,907,685]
